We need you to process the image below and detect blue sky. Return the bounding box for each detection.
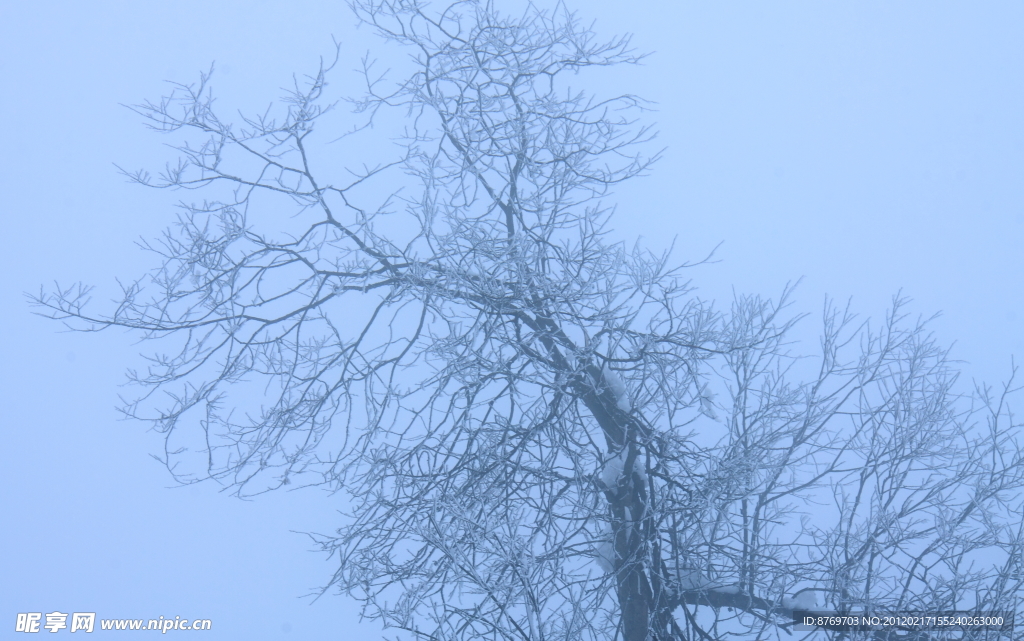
[1,1,1021,638]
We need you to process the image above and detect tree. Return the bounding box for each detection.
[33,1,1024,640]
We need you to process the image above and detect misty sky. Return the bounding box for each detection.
[1,1,1021,638]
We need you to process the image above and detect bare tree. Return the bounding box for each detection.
[33,1,1024,640]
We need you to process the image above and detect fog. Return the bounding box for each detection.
[2,2,1021,638]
